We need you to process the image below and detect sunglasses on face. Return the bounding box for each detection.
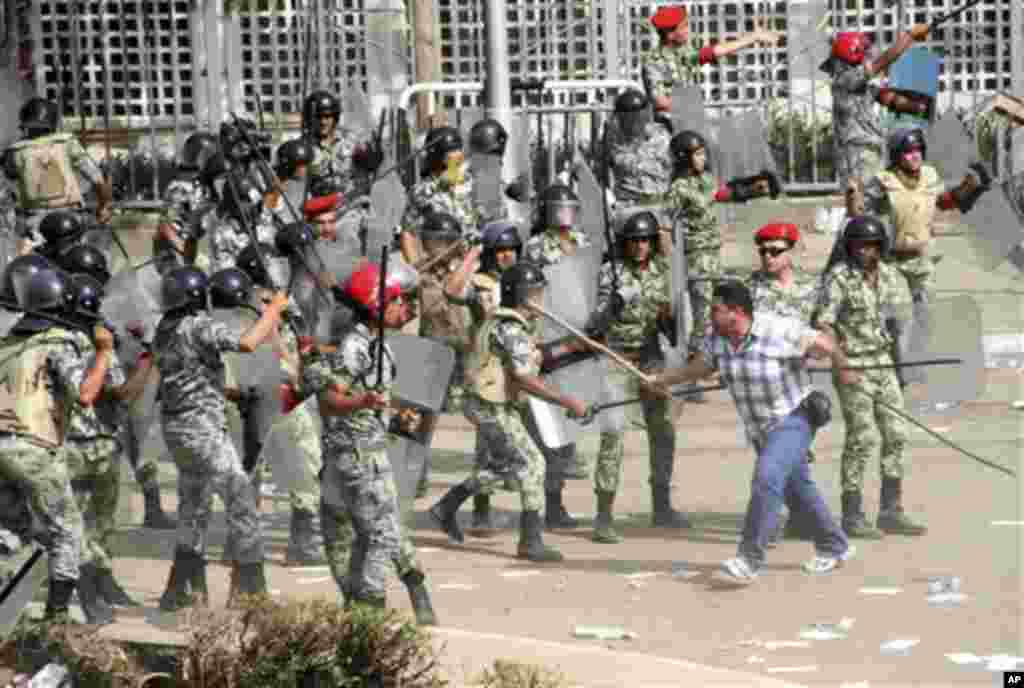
[758,246,789,258]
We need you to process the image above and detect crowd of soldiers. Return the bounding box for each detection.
[0,2,1000,631]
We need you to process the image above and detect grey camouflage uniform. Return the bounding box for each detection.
[814,262,912,493]
[401,171,499,243]
[153,313,264,564]
[590,256,675,496]
[301,323,424,602]
[155,177,214,275]
[609,122,673,224]
[831,62,886,193]
[0,328,88,582]
[309,130,372,237]
[641,42,704,102]
[211,209,279,272]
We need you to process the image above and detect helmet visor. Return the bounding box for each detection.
[545,200,579,229]
[618,108,651,140]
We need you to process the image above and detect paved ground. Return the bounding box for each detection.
[9,198,1024,686]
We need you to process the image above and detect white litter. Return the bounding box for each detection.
[623,571,662,580]
[746,655,766,664]
[1011,400,1024,409]
[571,625,638,640]
[417,547,441,553]
[944,652,982,665]
[991,520,1024,526]
[799,623,847,640]
[765,665,819,674]
[984,655,1024,672]
[763,641,812,650]
[297,576,332,585]
[439,583,479,591]
[670,563,700,580]
[880,638,920,654]
[501,569,542,578]
[858,586,903,595]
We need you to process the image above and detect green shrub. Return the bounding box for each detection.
[472,659,570,688]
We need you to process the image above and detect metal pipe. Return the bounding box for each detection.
[483,0,513,181]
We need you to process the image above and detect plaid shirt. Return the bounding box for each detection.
[702,313,819,444]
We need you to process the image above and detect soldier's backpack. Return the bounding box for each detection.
[8,134,82,210]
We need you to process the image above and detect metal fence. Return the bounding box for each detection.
[23,0,1024,192]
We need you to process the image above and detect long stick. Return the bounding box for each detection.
[414,237,466,273]
[930,0,984,30]
[853,388,1014,478]
[595,382,727,412]
[808,357,963,373]
[525,302,654,385]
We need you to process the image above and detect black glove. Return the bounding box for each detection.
[505,178,528,202]
[952,162,992,214]
[353,143,384,174]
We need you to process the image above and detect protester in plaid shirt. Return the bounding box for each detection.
[652,281,854,586]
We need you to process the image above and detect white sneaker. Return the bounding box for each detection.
[803,544,857,574]
[719,556,759,585]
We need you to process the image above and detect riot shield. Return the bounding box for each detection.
[258,397,322,495]
[671,83,706,137]
[718,109,778,178]
[470,152,504,222]
[101,263,163,333]
[458,107,485,139]
[342,83,374,135]
[668,227,691,366]
[786,1,830,82]
[574,158,608,248]
[926,110,975,184]
[368,171,406,257]
[510,111,534,208]
[901,295,985,409]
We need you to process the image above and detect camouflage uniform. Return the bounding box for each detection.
[864,166,945,302]
[211,209,279,272]
[641,42,704,102]
[592,256,675,497]
[309,130,372,237]
[5,133,103,250]
[156,177,214,274]
[831,62,886,193]
[401,172,481,241]
[418,257,472,413]
[666,172,723,354]
[301,323,424,601]
[748,269,821,323]
[0,328,88,583]
[814,262,912,494]
[63,331,126,573]
[610,122,673,225]
[523,228,591,268]
[152,313,264,564]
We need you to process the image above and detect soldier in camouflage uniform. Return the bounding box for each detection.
[301,260,436,624]
[62,275,155,624]
[155,132,220,275]
[443,221,523,533]
[859,128,989,304]
[666,130,778,388]
[2,98,112,256]
[814,215,926,539]
[606,90,671,225]
[823,25,931,230]
[587,212,688,543]
[0,265,114,622]
[399,128,480,266]
[746,222,823,544]
[153,266,287,611]
[642,5,780,114]
[211,170,281,272]
[430,261,590,562]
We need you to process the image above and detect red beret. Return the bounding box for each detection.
[650,6,687,31]
[304,192,342,218]
[755,222,799,244]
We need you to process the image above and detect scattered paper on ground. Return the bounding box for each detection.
[800,623,848,640]
[880,638,920,653]
[623,571,662,580]
[501,569,542,579]
[991,520,1024,526]
[859,586,903,595]
[763,640,811,650]
[945,652,982,665]
[297,576,332,585]
[765,665,818,674]
[927,592,969,606]
[571,625,638,640]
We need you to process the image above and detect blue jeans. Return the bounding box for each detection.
[740,409,848,568]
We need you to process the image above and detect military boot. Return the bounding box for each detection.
[468,494,498,536]
[428,483,474,544]
[142,485,178,530]
[44,579,77,623]
[841,491,884,539]
[228,561,268,608]
[876,478,927,536]
[651,485,691,529]
[159,547,195,612]
[592,491,621,544]
[76,563,115,625]
[516,511,563,562]
[96,567,141,607]
[400,570,437,626]
[285,508,327,565]
[545,489,580,529]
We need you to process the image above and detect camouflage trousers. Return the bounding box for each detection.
[835,144,884,194]
[319,446,422,601]
[886,255,933,304]
[686,247,722,356]
[835,358,907,493]
[595,364,676,495]
[443,353,467,414]
[163,422,264,564]
[122,419,161,493]
[277,403,323,515]
[0,437,83,582]
[64,438,120,572]
[463,396,545,513]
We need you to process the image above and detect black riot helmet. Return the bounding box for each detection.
[180,132,220,173]
[303,90,342,131]
[537,184,579,230]
[55,244,111,286]
[275,221,316,258]
[420,212,462,243]
[468,119,509,156]
[619,211,660,244]
[670,130,709,174]
[842,215,890,258]
[237,242,290,290]
[480,221,523,274]
[161,266,209,313]
[499,260,547,309]
[423,127,464,174]
[38,211,86,253]
[19,97,60,137]
[614,89,651,140]
[68,273,104,326]
[12,268,75,333]
[888,128,928,167]
[276,138,316,179]
[220,170,263,223]
[220,118,269,164]
[209,267,254,309]
[1,254,56,307]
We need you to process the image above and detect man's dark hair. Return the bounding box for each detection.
[712,280,754,317]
